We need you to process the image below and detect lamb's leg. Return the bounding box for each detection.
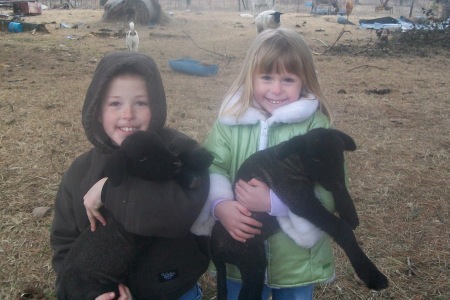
[210,223,268,300]
[282,189,388,290]
[210,224,231,300]
[212,257,228,300]
[330,186,359,230]
[238,246,266,300]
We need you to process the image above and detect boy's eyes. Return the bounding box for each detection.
[108,101,121,107]
[106,99,149,107]
[136,100,150,106]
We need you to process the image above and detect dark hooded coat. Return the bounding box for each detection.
[50,52,209,299]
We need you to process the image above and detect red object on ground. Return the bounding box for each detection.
[13,1,42,16]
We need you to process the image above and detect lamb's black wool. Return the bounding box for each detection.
[209,128,389,300]
[57,131,213,300]
[105,131,213,189]
[57,208,148,300]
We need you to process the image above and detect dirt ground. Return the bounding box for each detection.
[0,2,449,299]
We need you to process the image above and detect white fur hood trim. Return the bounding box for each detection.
[277,211,324,249]
[191,173,233,236]
[219,91,319,126]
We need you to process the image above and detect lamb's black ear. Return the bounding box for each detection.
[275,135,305,159]
[179,148,214,171]
[104,152,128,187]
[334,129,357,151]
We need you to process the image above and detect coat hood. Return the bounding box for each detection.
[82,52,167,153]
[219,89,319,127]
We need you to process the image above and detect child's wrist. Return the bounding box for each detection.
[211,198,228,220]
[268,189,289,216]
[100,178,109,204]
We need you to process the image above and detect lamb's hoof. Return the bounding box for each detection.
[354,273,364,285]
[355,272,389,291]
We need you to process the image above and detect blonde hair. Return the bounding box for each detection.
[220,28,333,123]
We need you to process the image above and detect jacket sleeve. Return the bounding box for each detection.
[50,170,81,275]
[103,128,210,238]
[191,121,235,236]
[203,121,234,179]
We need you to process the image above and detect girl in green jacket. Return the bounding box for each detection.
[191,28,338,299]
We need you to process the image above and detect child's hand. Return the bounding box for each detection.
[235,179,271,212]
[95,284,132,300]
[215,200,262,242]
[84,177,108,231]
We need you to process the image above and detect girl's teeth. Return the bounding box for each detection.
[121,127,136,132]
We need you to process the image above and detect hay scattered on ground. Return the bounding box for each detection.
[0,4,449,299]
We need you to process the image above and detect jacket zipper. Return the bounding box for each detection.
[259,120,269,151]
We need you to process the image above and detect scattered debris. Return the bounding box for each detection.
[365,88,392,95]
[13,1,42,16]
[103,0,165,25]
[337,16,355,25]
[65,35,83,40]
[169,58,219,77]
[32,207,51,218]
[60,22,85,29]
[359,16,401,30]
[149,32,185,39]
[0,19,49,33]
[89,28,125,38]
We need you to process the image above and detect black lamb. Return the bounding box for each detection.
[57,130,213,300]
[104,130,213,189]
[209,128,389,300]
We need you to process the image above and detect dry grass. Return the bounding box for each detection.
[0,2,449,299]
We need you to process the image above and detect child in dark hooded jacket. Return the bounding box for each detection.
[50,52,210,300]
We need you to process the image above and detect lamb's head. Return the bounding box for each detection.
[104,131,181,186]
[276,128,356,193]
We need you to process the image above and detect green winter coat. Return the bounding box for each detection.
[200,95,336,287]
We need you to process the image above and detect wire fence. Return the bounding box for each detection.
[3,0,440,16]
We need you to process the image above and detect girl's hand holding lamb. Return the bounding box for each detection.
[215,200,262,242]
[235,178,271,212]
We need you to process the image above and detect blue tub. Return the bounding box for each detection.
[169,58,218,77]
[8,22,23,33]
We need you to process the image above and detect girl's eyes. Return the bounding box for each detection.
[283,78,296,83]
[259,75,298,83]
[136,100,150,106]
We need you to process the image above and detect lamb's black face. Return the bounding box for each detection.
[276,128,356,192]
[302,129,355,191]
[122,131,181,180]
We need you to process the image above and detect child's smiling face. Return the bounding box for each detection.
[100,74,152,146]
[253,71,303,115]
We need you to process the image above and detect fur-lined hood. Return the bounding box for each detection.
[219,89,319,127]
[82,52,167,153]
